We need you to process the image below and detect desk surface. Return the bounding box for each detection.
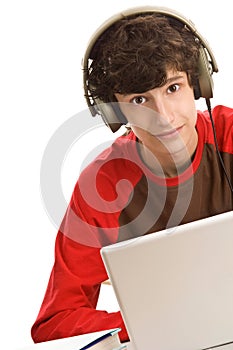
[18,340,233,350]
[126,342,233,350]
[124,342,233,350]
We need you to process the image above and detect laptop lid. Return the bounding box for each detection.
[101,211,233,350]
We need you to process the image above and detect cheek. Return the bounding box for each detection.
[182,94,197,125]
[119,103,162,131]
[188,104,198,127]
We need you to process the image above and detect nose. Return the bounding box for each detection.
[150,97,175,125]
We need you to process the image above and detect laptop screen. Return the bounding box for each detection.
[101,211,233,350]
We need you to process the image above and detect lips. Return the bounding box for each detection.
[155,126,183,138]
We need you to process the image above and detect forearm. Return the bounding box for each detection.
[31,230,129,344]
[31,308,129,343]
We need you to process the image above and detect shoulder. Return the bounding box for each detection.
[197,104,233,122]
[197,104,233,153]
[212,105,233,127]
[75,130,142,200]
[82,130,138,176]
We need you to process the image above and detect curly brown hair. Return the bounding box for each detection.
[86,13,201,103]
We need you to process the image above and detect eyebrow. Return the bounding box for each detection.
[118,75,185,98]
[165,75,185,84]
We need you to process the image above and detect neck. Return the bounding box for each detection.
[137,134,198,178]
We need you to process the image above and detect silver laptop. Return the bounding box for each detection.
[101,210,233,350]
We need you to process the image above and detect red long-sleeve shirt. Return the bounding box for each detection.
[31,105,233,343]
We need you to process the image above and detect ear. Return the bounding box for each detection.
[92,100,128,132]
[195,46,214,99]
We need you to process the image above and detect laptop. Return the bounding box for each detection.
[101,210,233,350]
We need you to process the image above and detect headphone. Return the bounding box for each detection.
[82,6,219,132]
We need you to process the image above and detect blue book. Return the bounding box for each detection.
[18,328,127,350]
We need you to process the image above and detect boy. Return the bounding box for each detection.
[31,6,233,344]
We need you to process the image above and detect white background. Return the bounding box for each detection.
[0,1,232,349]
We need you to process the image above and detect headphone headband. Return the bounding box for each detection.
[83,6,218,132]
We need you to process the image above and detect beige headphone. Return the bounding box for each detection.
[82,6,218,132]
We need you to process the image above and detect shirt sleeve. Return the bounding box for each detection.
[31,228,129,343]
[31,141,138,344]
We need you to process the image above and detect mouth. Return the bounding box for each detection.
[155,126,183,139]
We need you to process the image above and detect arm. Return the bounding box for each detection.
[31,229,129,343]
[31,145,137,343]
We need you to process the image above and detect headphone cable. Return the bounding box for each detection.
[205,98,233,197]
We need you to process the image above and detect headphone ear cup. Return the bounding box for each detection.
[94,99,128,133]
[195,46,214,99]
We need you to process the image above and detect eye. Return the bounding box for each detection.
[167,84,180,94]
[131,96,147,105]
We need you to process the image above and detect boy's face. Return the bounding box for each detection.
[115,70,198,172]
